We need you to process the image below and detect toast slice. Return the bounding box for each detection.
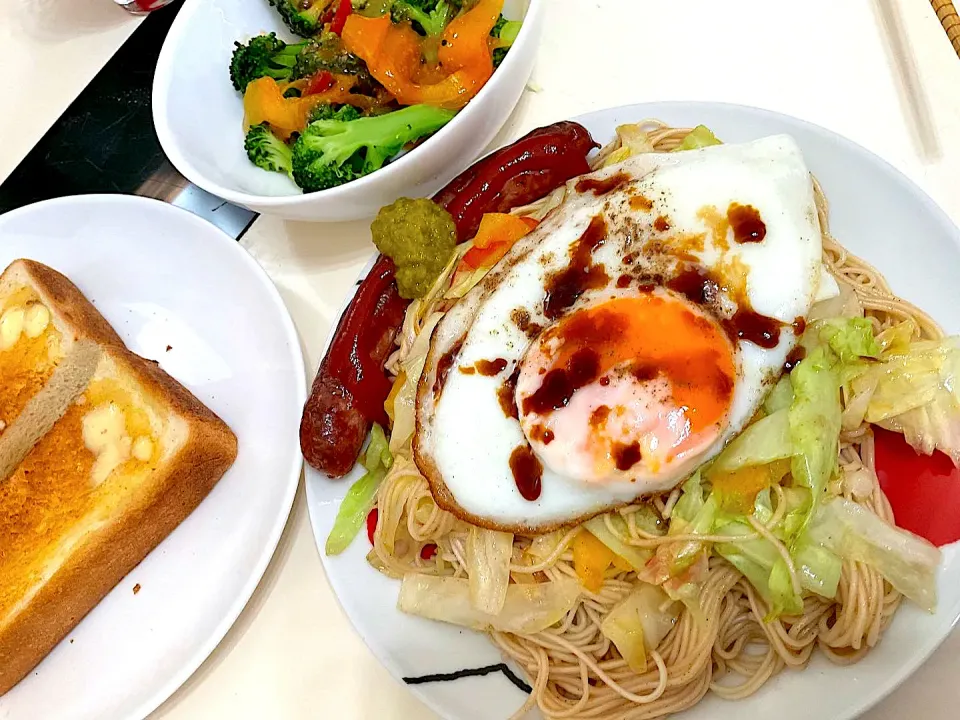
[0,260,238,695]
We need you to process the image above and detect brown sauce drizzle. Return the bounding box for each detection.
[792,316,806,335]
[653,215,671,232]
[612,441,643,471]
[666,267,719,306]
[784,346,806,372]
[530,424,555,445]
[509,445,543,501]
[723,309,781,349]
[475,358,508,376]
[543,216,609,320]
[459,366,476,375]
[433,339,463,396]
[497,366,521,419]
[576,172,630,196]
[630,194,653,212]
[589,405,611,428]
[616,274,632,288]
[727,203,766,244]
[522,348,601,414]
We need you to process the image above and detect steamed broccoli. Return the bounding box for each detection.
[390,0,455,36]
[293,32,380,94]
[306,103,363,125]
[230,33,306,93]
[245,123,294,178]
[267,0,329,38]
[291,104,456,192]
[491,14,522,68]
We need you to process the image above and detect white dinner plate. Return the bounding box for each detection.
[305,102,960,720]
[0,195,306,720]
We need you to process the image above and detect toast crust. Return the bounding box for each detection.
[0,261,238,695]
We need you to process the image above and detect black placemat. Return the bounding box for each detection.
[0,2,256,239]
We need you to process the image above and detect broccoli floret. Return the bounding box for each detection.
[307,103,363,124]
[230,33,307,93]
[267,0,329,38]
[294,31,364,77]
[291,104,456,193]
[245,123,294,178]
[390,0,454,36]
[490,15,522,69]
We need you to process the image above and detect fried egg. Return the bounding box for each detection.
[414,135,829,533]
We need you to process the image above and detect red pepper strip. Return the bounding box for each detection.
[420,543,438,560]
[304,71,336,96]
[366,508,379,545]
[434,121,598,241]
[874,427,960,547]
[330,0,352,35]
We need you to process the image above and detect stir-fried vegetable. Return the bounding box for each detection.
[466,527,514,613]
[325,424,393,555]
[342,0,502,110]
[459,213,538,270]
[230,33,306,93]
[600,584,681,673]
[244,123,294,178]
[292,104,456,193]
[809,497,940,611]
[268,0,332,37]
[674,125,722,151]
[583,514,653,571]
[398,575,581,633]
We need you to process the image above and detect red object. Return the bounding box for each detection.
[330,0,352,35]
[420,544,438,560]
[300,255,408,477]
[304,71,336,96]
[300,121,598,477]
[433,121,598,241]
[874,427,960,547]
[366,508,379,545]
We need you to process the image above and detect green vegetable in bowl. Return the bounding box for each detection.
[491,13,523,68]
[307,102,363,125]
[390,0,461,36]
[230,33,306,93]
[371,197,457,299]
[244,123,294,178]
[267,0,330,38]
[291,104,456,193]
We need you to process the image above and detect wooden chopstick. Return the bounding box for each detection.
[931,0,960,57]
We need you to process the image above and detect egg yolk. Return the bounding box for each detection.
[515,292,736,485]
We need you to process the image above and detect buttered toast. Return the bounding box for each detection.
[0,259,238,695]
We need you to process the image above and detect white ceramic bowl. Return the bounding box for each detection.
[152,0,542,221]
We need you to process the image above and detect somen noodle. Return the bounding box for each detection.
[368,122,937,719]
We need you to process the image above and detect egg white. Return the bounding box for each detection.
[415,135,824,532]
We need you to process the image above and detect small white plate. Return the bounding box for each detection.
[305,102,960,720]
[0,195,306,720]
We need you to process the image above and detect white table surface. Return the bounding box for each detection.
[3,1,960,718]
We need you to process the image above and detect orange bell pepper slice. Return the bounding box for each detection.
[243,76,379,139]
[341,0,502,110]
[572,530,616,593]
[461,213,538,269]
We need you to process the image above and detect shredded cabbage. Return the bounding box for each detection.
[600,124,657,167]
[808,497,941,611]
[788,345,842,530]
[600,584,680,673]
[325,425,393,555]
[398,575,580,633]
[818,317,881,364]
[389,312,443,453]
[584,514,653,570]
[852,336,960,463]
[710,409,792,474]
[674,125,722,151]
[466,527,514,614]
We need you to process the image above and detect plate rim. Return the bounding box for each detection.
[304,101,960,720]
[0,193,307,720]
